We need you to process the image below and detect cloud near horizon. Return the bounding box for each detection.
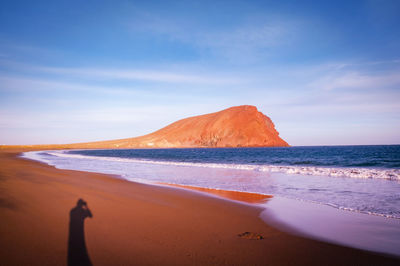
[1,58,399,145]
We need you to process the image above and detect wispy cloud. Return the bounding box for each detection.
[0,59,244,85]
[37,66,240,84]
[1,56,399,145]
[0,76,147,95]
[0,106,171,128]
[196,21,298,62]
[308,70,400,91]
[126,9,301,62]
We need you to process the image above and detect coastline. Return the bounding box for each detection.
[0,150,399,265]
[261,196,400,257]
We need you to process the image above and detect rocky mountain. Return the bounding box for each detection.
[70,105,289,148]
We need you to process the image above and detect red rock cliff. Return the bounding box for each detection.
[75,105,289,148]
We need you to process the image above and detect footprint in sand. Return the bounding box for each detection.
[238,232,264,240]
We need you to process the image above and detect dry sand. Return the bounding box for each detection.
[0,150,399,265]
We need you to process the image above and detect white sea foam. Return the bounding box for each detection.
[21,150,400,220]
[38,150,400,181]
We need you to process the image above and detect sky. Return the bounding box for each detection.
[1,0,399,146]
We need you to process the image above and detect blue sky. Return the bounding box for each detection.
[1,0,399,145]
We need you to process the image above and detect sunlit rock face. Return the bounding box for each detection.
[71,105,289,148]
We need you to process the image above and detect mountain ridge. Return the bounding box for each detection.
[1,105,289,149]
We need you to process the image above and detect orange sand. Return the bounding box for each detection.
[0,150,398,265]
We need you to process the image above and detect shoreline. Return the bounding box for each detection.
[261,196,400,257]
[1,150,399,265]
[16,150,400,256]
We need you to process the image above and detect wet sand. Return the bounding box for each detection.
[157,182,272,204]
[0,150,399,265]
[261,196,400,257]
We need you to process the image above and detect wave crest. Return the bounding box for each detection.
[40,150,400,181]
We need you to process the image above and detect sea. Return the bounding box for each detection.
[23,145,400,256]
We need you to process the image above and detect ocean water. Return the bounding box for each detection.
[23,146,400,219]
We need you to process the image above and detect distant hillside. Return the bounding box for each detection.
[1,105,289,149]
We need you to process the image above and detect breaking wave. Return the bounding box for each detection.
[38,150,400,181]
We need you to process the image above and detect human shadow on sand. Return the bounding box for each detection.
[68,199,93,266]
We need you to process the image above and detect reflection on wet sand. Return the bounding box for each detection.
[159,182,272,204]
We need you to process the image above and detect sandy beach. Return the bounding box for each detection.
[0,150,399,265]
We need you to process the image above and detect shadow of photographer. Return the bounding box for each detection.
[68,199,93,266]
